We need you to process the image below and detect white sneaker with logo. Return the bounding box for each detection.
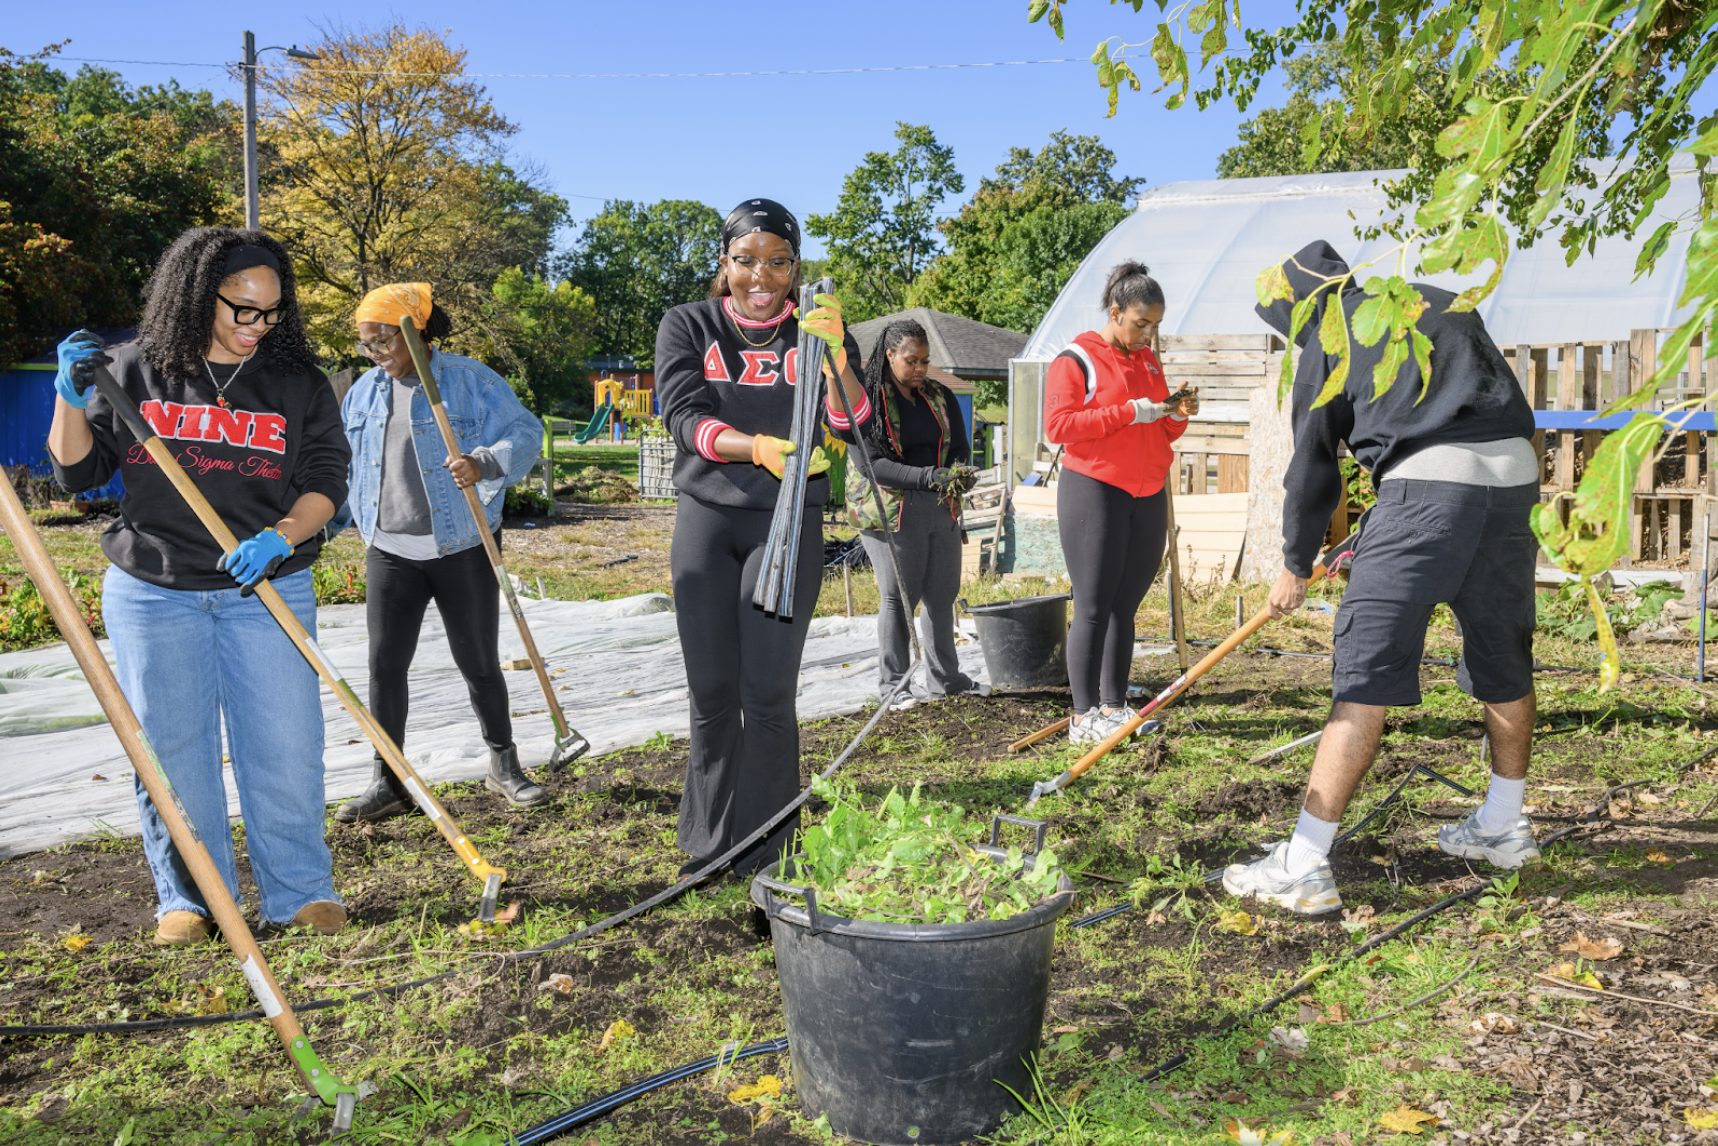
[1220,841,1343,915]
[1437,810,1542,869]
[1068,708,1110,745]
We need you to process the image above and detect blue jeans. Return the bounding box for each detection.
[103,565,338,924]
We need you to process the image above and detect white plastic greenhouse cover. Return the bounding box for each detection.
[1021,159,1702,359]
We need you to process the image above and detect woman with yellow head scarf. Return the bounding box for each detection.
[333,284,549,821]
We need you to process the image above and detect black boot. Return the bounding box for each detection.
[485,745,549,809]
[334,758,413,823]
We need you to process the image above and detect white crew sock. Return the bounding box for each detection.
[1474,773,1526,833]
[1281,808,1339,878]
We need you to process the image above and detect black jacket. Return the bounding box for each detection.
[655,296,862,512]
[53,341,350,590]
[1256,241,1535,576]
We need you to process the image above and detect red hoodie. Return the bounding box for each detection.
[1043,330,1186,497]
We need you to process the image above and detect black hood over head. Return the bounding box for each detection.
[1256,240,1355,349]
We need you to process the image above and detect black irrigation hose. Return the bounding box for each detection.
[512,1036,789,1145]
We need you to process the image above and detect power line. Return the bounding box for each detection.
[50,55,1084,81]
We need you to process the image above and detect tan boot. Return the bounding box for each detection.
[154,910,216,947]
[292,901,347,935]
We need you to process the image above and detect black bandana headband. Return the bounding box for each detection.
[223,243,282,277]
[721,198,800,257]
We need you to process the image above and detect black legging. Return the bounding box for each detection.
[1057,469,1168,712]
[365,532,512,756]
[670,494,821,876]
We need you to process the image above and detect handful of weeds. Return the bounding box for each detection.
[785,777,1064,925]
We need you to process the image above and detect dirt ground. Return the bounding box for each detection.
[6,643,1718,1144]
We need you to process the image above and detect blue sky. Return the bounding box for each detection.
[8,1,1313,257]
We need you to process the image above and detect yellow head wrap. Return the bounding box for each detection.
[354,283,433,330]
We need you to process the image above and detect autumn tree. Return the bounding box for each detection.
[910,130,1138,334]
[807,123,964,323]
[0,47,234,361]
[555,199,722,368]
[259,24,565,356]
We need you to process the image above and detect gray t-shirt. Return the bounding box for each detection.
[379,376,435,535]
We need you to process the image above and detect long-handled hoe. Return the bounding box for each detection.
[1024,543,1351,808]
[79,354,513,922]
[397,317,590,770]
[0,469,362,1134]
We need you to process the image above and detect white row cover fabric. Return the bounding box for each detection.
[1022,159,1703,359]
[0,594,994,858]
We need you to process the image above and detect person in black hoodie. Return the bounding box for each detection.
[48,228,351,945]
[655,198,865,878]
[1221,240,1542,915]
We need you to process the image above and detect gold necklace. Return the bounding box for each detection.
[726,298,791,348]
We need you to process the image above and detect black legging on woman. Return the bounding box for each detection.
[671,496,821,875]
[1057,469,1168,712]
[365,531,513,754]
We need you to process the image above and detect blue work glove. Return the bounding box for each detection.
[54,331,110,409]
[217,529,294,597]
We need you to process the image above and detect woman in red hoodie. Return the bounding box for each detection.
[1045,262,1198,744]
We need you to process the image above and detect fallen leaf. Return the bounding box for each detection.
[727,1075,782,1104]
[194,983,228,1016]
[1687,1109,1718,1130]
[61,934,92,953]
[1268,1026,1309,1056]
[1546,962,1604,989]
[537,973,575,995]
[1051,1025,1081,1034]
[1223,1118,1296,1145]
[1321,1002,1350,1024]
[1646,849,1675,866]
[1217,909,1260,935]
[1107,1044,1124,1062]
[1558,931,1624,960]
[1060,1079,1094,1105]
[597,1019,634,1051]
[1378,1105,1438,1134]
[91,774,106,782]
[1330,1087,1357,1105]
[1469,1013,1518,1034]
[1297,1001,1320,1025]
[1638,791,1664,806]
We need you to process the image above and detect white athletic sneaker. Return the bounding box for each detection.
[1068,708,1110,745]
[1437,811,1542,869]
[1221,841,1343,915]
[1101,705,1142,739]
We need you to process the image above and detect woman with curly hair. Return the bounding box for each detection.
[48,227,351,945]
[834,318,982,709]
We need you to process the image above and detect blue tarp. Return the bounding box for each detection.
[1534,410,1717,431]
[1,329,132,500]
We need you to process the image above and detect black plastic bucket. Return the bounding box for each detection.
[961,593,1071,690]
[750,817,1076,1145]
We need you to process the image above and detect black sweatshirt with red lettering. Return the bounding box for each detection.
[655,296,863,512]
[52,341,350,590]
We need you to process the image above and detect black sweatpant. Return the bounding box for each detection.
[671,494,821,875]
[1057,469,1168,712]
[365,532,512,757]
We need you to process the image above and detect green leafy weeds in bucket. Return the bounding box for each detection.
[787,777,1064,925]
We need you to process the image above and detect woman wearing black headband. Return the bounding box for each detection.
[655,197,866,878]
[47,227,352,945]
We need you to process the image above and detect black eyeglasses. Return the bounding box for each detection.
[217,293,285,327]
[727,255,798,276]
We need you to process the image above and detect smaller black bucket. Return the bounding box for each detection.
[961,593,1071,690]
[752,817,1075,1145]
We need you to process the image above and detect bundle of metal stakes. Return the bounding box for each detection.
[752,277,834,618]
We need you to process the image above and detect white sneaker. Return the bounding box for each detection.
[1068,708,1110,745]
[1101,705,1142,739]
[1221,841,1343,915]
[1438,810,1542,869]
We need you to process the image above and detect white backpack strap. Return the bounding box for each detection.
[1057,345,1098,404]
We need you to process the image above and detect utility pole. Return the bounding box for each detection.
[241,32,322,232]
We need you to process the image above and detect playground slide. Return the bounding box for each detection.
[574,402,613,444]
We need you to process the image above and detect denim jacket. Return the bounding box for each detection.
[336,348,542,556]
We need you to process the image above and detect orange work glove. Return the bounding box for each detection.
[751,436,830,479]
[799,292,848,377]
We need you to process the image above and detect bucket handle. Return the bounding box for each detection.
[988,814,1048,859]
[754,863,829,936]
